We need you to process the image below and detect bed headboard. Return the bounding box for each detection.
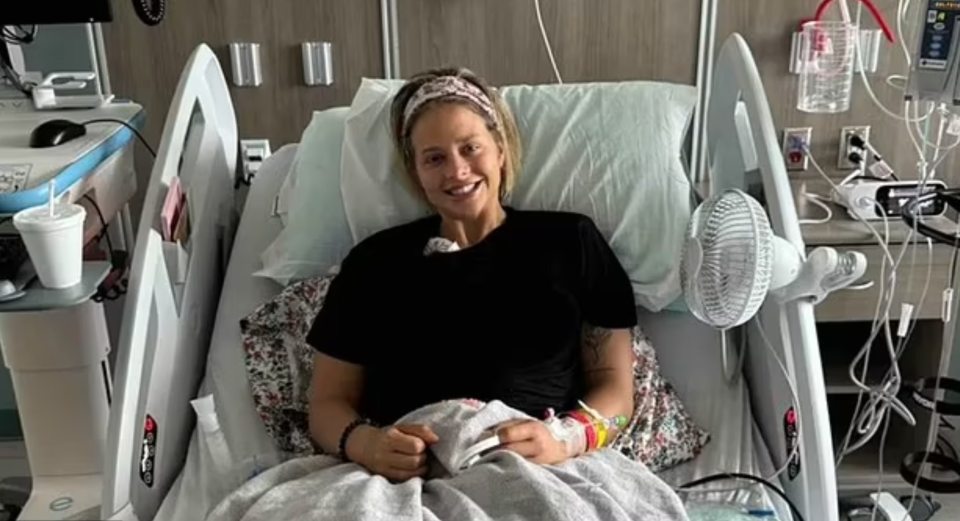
[103,44,240,520]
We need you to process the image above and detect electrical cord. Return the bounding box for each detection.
[82,194,128,302]
[799,192,834,224]
[0,39,33,97]
[1,25,37,45]
[82,194,114,267]
[533,0,563,84]
[80,118,157,158]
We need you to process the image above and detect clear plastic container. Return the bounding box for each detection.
[796,21,857,114]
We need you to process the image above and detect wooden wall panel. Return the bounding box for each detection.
[103,0,383,149]
[398,0,701,86]
[716,0,958,187]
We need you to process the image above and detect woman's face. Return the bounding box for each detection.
[409,102,505,222]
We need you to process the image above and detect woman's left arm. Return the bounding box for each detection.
[579,325,635,423]
[497,325,634,464]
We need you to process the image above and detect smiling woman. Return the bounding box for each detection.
[390,68,523,247]
[305,67,638,484]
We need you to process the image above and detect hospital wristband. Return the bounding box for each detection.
[566,410,598,452]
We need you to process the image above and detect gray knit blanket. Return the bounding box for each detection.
[205,399,690,521]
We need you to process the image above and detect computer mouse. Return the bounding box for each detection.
[29,119,86,148]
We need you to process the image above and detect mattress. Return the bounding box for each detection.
[154,143,788,520]
[154,144,297,521]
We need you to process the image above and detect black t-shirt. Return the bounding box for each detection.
[306,207,637,425]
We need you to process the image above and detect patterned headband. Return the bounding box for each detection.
[402,76,499,136]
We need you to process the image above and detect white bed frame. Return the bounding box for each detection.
[101,34,839,521]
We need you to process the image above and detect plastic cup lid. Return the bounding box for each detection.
[13,203,86,232]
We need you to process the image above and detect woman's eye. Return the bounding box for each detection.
[424,154,443,166]
[464,143,481,154]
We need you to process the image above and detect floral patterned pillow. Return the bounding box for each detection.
[240,274,710,470]
[239,272,337,455]
[609,326,711,472]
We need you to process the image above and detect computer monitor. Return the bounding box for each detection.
[0,1,113,25]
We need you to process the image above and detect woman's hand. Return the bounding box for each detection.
[496,419,578,465]
[346,423,439,481]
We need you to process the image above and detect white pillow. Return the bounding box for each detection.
[339,78,696,311]
[255,107,354,285]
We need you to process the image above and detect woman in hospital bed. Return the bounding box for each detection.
[306,67,639,482]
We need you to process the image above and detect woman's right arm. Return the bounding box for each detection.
[308,352,370,456]
[308,352,438,480]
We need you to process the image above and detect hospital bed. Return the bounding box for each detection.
[101,33,838,521]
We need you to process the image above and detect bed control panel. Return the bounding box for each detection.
[139,414,158,487]
[784,407,800,480]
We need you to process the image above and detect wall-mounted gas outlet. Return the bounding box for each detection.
[838,125,870,170]
[782,127,812,171]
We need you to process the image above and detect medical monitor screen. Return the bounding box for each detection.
[0,1,113,25]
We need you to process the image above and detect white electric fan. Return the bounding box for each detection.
[680,189,867,378]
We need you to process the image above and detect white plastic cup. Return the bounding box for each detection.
[797,21,857,114]
[13,203,86,288]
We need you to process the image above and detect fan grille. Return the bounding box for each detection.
[682,189,773,329]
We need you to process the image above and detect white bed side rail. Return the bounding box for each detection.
[709,33,839,521]
[103,44,239,520]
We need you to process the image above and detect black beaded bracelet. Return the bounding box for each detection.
[338,417,374,461]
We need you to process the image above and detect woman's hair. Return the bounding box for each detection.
[389,67,522,200]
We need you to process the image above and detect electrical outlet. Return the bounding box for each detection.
[838,125,870,170]
[782,127,812,171]
[240,139,272,183]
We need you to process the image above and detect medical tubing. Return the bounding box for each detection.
[804,147,926,463]
[902,290,956,519]
[677,473,806,521]
[841,209,923,457]
[543,411,587,456]
[813,0,894,42]
[809,151,892,464]
[881,133,944,505]
[845,208,913,453]
[883,110,956,520]
[912,104,960,153]
[898,0,915,68]
[872,411,893,520]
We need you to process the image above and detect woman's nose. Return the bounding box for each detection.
[445,154,470,179]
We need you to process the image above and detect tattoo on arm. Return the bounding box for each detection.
[582,324,613,364]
